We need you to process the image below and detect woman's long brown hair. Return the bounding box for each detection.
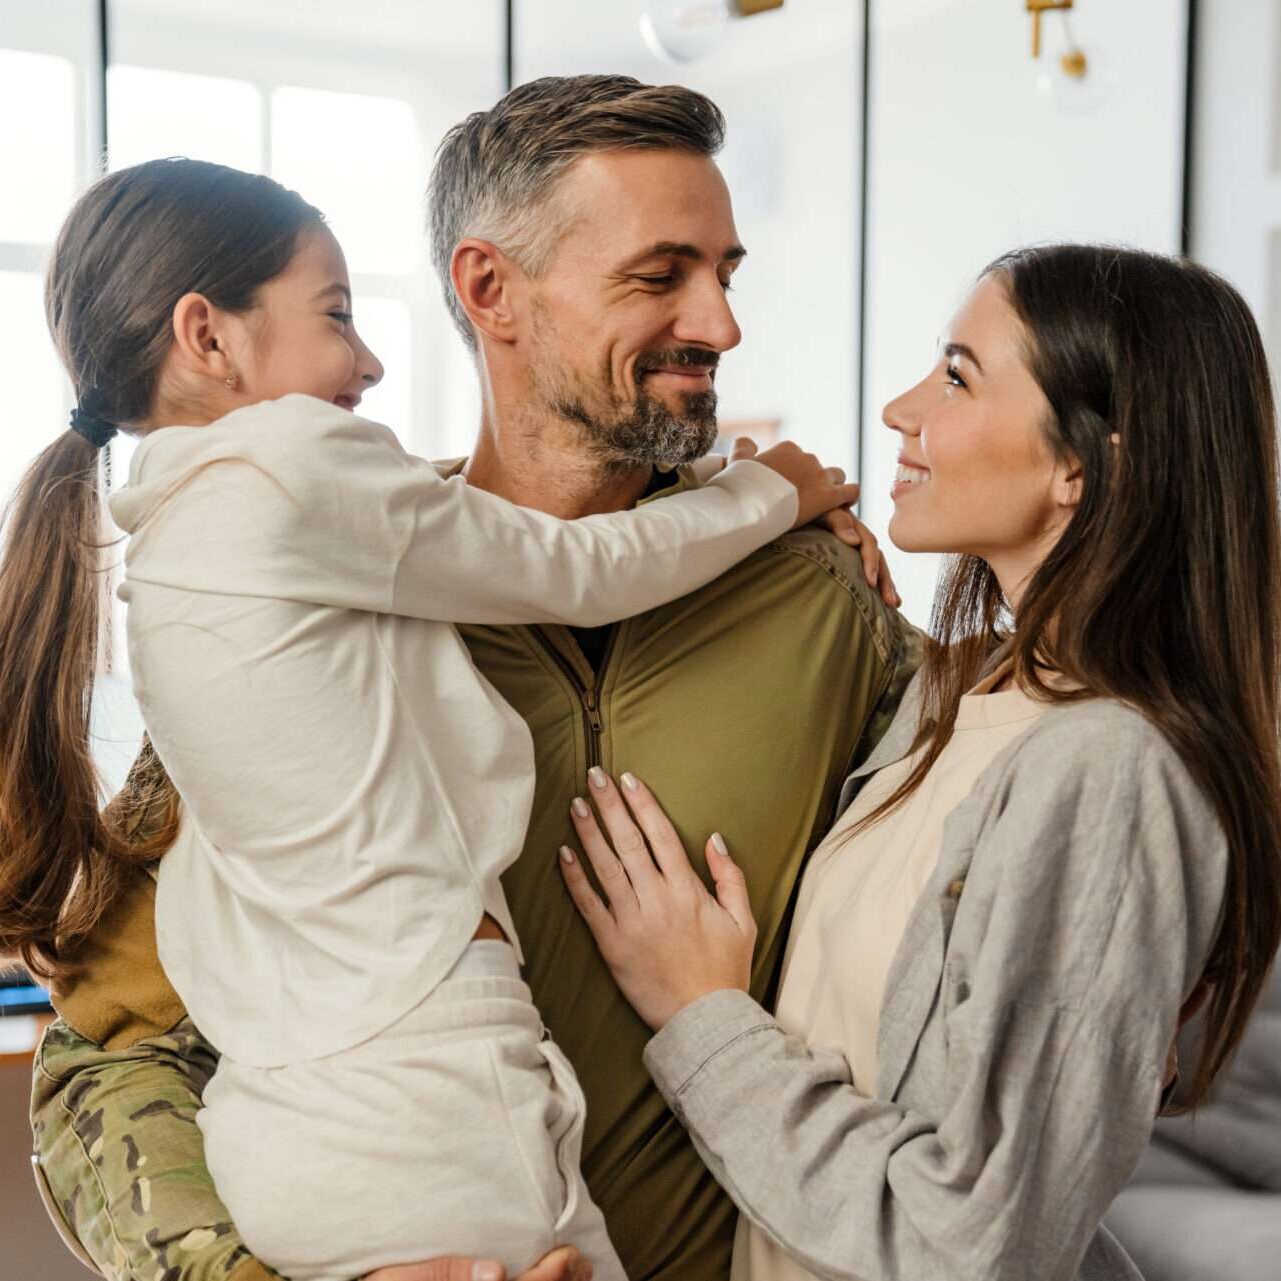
[0,158,321,983]
[855,245,1281,1106]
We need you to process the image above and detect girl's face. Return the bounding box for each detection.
[881,275,1078,605]
[225,225,384,411]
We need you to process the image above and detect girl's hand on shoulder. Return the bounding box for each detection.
[558,768,756,1031]
[731,436,900,608]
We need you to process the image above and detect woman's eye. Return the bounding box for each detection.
[944,363,967,389]
[636,274,677,287]
[329,311,354,326]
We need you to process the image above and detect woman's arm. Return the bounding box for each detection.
[560,720,1227,1281]
[121,397,863,629]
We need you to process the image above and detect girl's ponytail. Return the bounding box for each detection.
[0,432,157,979]
[0,158,321,980]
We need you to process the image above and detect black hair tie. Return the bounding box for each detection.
[69,389,118,449]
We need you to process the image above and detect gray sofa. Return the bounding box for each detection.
[1105,961,1281,1281]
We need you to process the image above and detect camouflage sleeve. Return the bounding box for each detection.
[30,1017,282,1281]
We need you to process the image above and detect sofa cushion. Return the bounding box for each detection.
[1152,960,1281,1191]
[1104,1185,1281,1281]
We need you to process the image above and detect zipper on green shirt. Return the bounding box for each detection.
[532,625,619,771]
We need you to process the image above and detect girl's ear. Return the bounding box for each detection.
[451,237,521,347]
[170,293,237,383]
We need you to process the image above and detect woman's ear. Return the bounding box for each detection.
[1053,452,1085,512]
[451,238,521,347]
[170,293,238,385]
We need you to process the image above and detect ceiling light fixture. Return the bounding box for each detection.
[640,0,785,66]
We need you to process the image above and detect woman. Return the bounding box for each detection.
[558,244,1281,1280]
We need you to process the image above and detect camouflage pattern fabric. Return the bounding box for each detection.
[30,1017,279,1281]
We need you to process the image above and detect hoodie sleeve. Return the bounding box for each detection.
[113,395,798,627]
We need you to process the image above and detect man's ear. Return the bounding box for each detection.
[171,292,237,384]
[451,237,521,346]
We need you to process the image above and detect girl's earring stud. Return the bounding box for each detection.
[225,371,239,391]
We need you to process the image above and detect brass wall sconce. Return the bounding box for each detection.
[1027,0,1088,80]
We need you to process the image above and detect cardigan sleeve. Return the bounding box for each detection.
[643,712,1228,1281]
[115,396,798,627]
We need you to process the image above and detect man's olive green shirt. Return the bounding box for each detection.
[34,465,920,1281]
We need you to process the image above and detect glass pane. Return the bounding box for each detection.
[109,64,263,172]
[91,671,147,798]
[352,296,413,443]
[0,271,69,509]
[0,49,76,243]
[271,87,420,275]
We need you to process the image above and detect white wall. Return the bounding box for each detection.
[1189,0,1281,387]
[518,0,864,474]
[862,0,1189,626]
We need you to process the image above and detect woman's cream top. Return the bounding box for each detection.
[734,663,1050,1281]
[107,394,797,1068]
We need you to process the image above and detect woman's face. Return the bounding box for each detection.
[882,275,1078,603]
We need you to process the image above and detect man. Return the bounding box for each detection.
[31,75,919,1281]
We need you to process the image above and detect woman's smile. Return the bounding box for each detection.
[891,461,930,500]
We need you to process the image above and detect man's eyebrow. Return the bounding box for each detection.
[944,341,984,375]
[619,241,748,268]
[312,283,352,303]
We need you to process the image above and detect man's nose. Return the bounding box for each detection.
[672,274,742,354]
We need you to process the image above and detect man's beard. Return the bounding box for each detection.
[531,333,720,472]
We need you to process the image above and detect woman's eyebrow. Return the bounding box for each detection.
[944,341,984,375]
[312,283,352,303]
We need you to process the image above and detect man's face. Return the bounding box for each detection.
[522,149,745,470]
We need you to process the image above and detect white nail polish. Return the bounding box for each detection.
[621,772,639,791]
[559,846,575,864]
[571,797,590,818]
[711,832,729,857]
[588,766,608,790]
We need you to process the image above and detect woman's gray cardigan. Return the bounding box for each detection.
[643,675,1228,1281]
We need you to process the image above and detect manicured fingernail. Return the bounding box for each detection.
[711,832,729,857]
[621,771,639,791]
[571,797,590,818]
[473,1263,504,1281]
[559,846,575,864]
[588,766,608,790]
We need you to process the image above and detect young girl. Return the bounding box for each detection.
[0,158,858,1281]
[561,245,1281,1281]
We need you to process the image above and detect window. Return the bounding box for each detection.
[0,271,67,494]
[2,1,502,794]
[0,47,79,509]
[108,64,263,172]
[0,49,77,242]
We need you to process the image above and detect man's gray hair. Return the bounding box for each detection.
[428,74,726,349]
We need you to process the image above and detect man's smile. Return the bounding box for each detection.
[643,366,717,392]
